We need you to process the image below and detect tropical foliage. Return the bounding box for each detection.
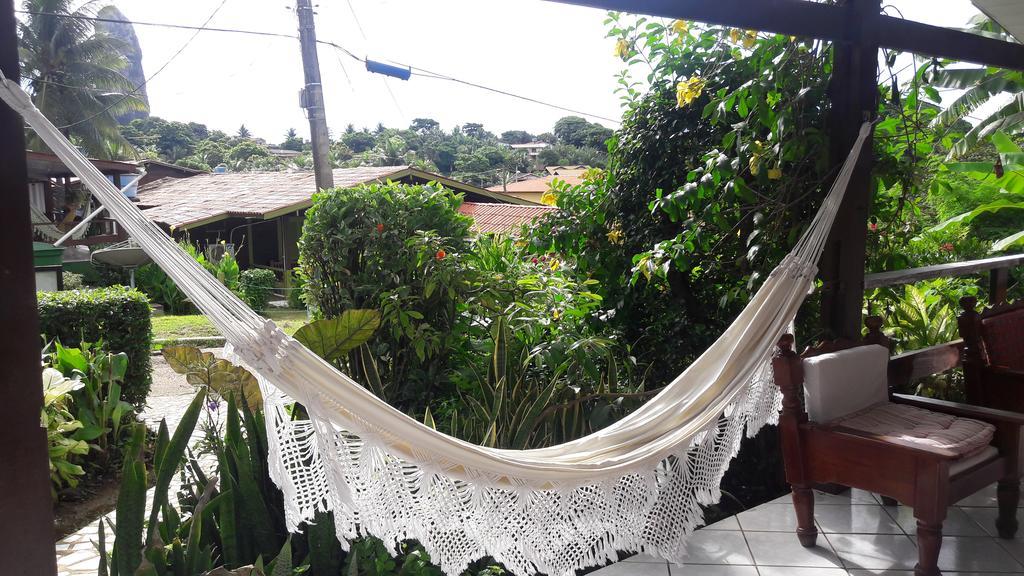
[120,115,610,187]
[18,0,146,158]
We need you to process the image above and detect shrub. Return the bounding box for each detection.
[62,271,85,290]
[299,182,473,410]
[37,287,152,406]
[239,268,277,312]
[287,267,306,309]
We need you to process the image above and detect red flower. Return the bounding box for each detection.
[531,257,538,264]
[868,222,878,232]
[436,250,446,260]
[376,223,385,233]
[941,242,954,252]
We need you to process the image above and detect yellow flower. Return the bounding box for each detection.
[749,155,762,176]
[767,166,782,180]
[729,28,742,44]
[553,308,561,320]
[606,226,625,245]
[672,20,689,36]
[742,30,758,49]
[614,38,631,60]
[550,258,560,270]
[676,75,706,108]
[540,190,558,206]
[514,240,527,248]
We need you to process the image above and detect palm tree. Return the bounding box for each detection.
[18,0,146,159]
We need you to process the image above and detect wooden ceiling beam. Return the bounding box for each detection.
[551,0,1024,71]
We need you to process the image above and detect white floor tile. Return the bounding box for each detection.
[702,515,741,531]
[933,535,1023,572]
[736,504,800,532]
[668,565,758,576]
[891,506,988,537]
[623,553,666,563]
[589,560,670,575]
[676,531,753,565]
[826,533,919,571]
[815,504,903,535]
[757,567,848,575]
[744,531,844,568]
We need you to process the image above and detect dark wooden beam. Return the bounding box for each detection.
[0,0,58,574]
[551,0,1024,71]
[819,0,880,340]
[556,0,848,42]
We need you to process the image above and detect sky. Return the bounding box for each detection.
[102,0,985,144]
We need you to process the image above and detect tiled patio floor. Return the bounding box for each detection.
[592,485,1024,576]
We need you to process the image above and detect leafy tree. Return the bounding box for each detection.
[553,116,592,147]
[537,132,558,144]
[410,118,440,134]
[462,122,490,140]
[500,130,535,144]
[342,129,376,153]
[19,0,147,158]
[280,127,304,151]
[236,124,251,139]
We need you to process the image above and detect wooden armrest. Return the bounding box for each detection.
[892,393,1024,426]
[988,365,1024,379]
[808,422,960,460]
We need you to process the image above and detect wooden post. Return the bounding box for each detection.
[820,0,880,340]
[0,0,58,573]
[990,267,1009,307]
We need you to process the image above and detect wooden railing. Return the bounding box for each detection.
[863,253,1023,389]
[865,253,1024,305]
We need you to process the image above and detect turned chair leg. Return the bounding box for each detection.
[997,479,1020,539]
[915,519,943,576]
[792,485,818,547]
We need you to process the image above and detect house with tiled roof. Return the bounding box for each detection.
[137,165,545,274]
[486,165,592,204]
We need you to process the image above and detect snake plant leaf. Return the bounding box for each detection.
[113,423,148,576]
[162,345,262,406]
[269,536,292,576]
[147,390,206,546]
[293,309,381,362]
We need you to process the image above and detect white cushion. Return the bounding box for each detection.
[802,344,890,423]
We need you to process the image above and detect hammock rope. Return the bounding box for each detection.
[0,75,871,576]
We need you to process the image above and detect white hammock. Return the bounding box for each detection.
[1,76,871,576]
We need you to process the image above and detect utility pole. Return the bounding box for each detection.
[296,0,333,190]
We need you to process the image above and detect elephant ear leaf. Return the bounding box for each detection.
[162,345,261,405]
[293,309,381,362]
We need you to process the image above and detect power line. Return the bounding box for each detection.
[18,9,621,127]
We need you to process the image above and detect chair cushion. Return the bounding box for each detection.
[802,345,890,423]
[830,402,995,459]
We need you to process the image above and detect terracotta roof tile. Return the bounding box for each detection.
[486,173,585,194]
[458,202,557,234]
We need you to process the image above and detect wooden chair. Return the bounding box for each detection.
[773,329,1024,576]
[959,296,1024,412]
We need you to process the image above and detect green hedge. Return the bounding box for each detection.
[240,268,277,312]
[37,286,152,406]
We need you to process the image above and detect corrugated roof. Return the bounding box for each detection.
[458,202,557,234]
[137,166,534,229]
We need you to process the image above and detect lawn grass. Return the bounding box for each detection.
[152,308,310,344]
